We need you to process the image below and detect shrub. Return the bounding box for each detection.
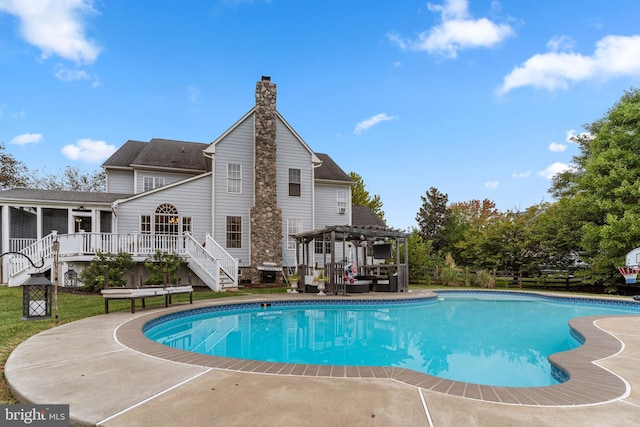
[144,250,183,285]
[440,253,460,286]
[79,251,136,292]
[475,269,495,288]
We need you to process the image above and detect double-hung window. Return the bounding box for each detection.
[289,169,301,197]
[227,163,241,193]
[143,177,165,192]
[337,189,347,214]
[226,216,242,248]
[287,218,302,250]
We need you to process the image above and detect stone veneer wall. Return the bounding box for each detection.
[249,77,283,284]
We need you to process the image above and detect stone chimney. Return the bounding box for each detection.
[250,76,283,283]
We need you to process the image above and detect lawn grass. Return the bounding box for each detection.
[0,285,286,404]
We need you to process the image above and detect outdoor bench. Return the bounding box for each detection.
[101,285,193,314]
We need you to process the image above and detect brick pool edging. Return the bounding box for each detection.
[114,291,633,406]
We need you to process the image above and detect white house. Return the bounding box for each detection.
[0,76,361,290]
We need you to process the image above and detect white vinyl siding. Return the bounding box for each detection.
[313,182,351,265]
[106,170,134,193]
[213,117,254,264]
[116,174,212,244]
[275,119,314,268]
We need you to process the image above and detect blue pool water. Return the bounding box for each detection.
[143,292,640,387]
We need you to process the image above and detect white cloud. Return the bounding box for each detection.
[537,162,575,179]
[54,64,99,87]
[353,113,395,135]
[512,171,531,179]
[61,138,116,162]
[484,180,499,189]
[388,0,514,58]
[498,35,640,94]
[546,35,575,52]
[549,142,567,152]
[0,0,100,64]
[10,132,43,145]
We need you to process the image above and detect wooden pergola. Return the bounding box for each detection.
[290,225,410,295]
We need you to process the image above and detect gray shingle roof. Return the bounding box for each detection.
[0,188,132,204]
[315,153,351,182]
[103,139,208,171]
[101,140,147,168]
[352,205,386,227]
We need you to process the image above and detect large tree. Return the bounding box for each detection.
[0,143,29,189]
[416,187,450,253]
[349,172,386,223]
[29,166,106,192]
[551,88,640,279]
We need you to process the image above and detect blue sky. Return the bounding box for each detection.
[1,1,640,231]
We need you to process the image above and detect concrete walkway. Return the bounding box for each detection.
[5,291,640,426]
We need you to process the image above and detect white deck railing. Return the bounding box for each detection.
[9,238,37,253]
[184,235,221,291]
[7,232,237,290]
[8,234,55,276]
[206,234,238,286]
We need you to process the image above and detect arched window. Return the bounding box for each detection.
[155,204,179,235]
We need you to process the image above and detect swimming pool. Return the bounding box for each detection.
[143,291,640,387]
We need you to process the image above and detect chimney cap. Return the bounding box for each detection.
[261,75,271,82]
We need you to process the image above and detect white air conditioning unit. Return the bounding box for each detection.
[338,207,346,214]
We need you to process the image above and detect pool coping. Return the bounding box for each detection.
[115,289,636,407]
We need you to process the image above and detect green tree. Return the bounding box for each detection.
[447,199,501,263]
[144,250,183,285]
[416,187,450,253]
[0,143,29,189]
[79,251,136,292]
[402,228,439,283]
[531,200,586,271]
[349,172,386,223]
[550,88,640,281]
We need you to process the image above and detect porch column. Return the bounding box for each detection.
[67,208,74,235]
[1,205,9,253]
[36,207,43,240]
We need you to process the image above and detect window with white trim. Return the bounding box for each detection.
[314,240,332,254]
[287,218,302,250]
[143,177,165,192]
[337,189,348,214]
[155,204,179,235]
[226,216,242,248]
[227,163,241,193]
[288,168,301,197]
[182,216,192,234]
[140,215,151,234]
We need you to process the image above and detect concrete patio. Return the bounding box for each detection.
[5,290,640,426]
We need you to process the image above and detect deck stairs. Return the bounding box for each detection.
[6,232,238,291]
